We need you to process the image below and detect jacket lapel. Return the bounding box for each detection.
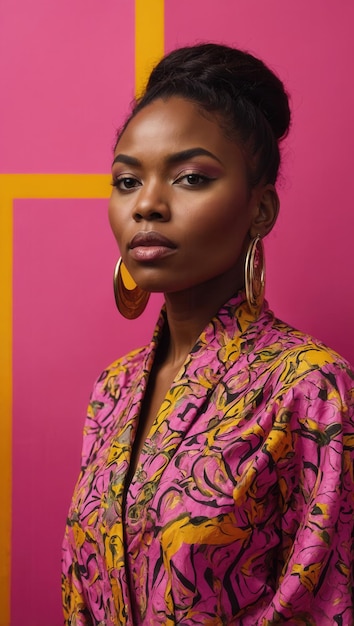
[128,293,259,497]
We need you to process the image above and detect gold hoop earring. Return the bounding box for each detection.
[113,258,150,319]
[244,235,265,317]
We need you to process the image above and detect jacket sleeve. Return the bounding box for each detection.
[260,364,354,625]
[61,366,118,626]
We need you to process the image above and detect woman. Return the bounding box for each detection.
[62,44,354,625]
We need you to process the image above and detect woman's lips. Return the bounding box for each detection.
[129,231,177,261]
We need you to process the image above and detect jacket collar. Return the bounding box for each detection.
[127,292,271,486]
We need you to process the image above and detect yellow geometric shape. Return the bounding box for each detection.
[120,260,138,290]
[0,174,110,626]
[135,0,164,98]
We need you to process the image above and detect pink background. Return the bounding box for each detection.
[1,1,353,624]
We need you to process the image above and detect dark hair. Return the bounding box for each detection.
[117,43,291,186]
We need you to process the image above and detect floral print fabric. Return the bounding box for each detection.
[62,294,354,625]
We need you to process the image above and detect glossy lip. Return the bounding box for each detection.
[129,230,176,249]
[129,231,177,262]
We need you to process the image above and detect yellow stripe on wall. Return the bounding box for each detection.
[135,0,164,98]
[0,189,13,626]
[0,174,110,626]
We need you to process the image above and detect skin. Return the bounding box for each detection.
[108,96,279,473]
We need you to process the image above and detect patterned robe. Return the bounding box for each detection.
[62,293,354,625]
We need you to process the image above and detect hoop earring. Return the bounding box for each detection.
[113,258,150,319]
[244,235,265,317]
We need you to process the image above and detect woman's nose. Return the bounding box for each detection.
[133,182,171,222]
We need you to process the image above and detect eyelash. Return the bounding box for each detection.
[173,173,213,187]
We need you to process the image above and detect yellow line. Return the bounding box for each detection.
[0,174,110,626]
[0,173,110,199]
[0,190,13,626]
[135,0,164,98]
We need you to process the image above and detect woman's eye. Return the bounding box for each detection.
[112,177,140,191]
[186,174,203,185]
[175,173,212,187]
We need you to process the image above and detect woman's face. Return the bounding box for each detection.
[109,96,262,297]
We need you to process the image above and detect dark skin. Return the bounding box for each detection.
[109,96,279,476]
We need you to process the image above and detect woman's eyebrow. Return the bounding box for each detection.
[167,148,222,165]
[112,148,222,168]
[112,154,141,167]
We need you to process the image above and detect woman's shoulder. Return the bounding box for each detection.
[254,311,354,397]
[103,343,150,375]
[90,344,150,397]
[259,310,352,369]
[107,343,150,373]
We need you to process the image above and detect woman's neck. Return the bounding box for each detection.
[162,271,244,367]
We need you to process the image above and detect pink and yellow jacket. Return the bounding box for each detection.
[62,293,354,625]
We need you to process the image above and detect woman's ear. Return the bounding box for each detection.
[249,184,279,238]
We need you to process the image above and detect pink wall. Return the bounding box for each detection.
[2,1,353,625]
[0,0,135,174]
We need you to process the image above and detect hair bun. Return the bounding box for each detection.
[230,70,291,141]
[146,44,291,141]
